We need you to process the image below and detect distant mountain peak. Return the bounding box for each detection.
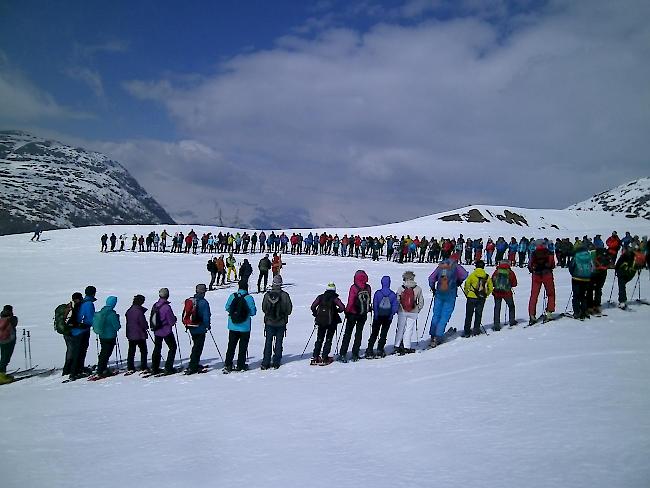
[0,131,175,235]
[567,177,650,220]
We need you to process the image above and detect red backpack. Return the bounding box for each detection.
[182,298,201,327]
[0,317,14,344]
[400,286,416,312]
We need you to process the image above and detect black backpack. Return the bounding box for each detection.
[207,260,216,273]
[229,292,250,324]
[266,292,285,322]
[149,304,163,331]
[355,285,371,315]
[315,296,333,326]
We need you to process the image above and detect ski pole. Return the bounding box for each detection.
[415,318,419,346]
[116,337,123,367]
[96,335,100,359]
[22,329,27,369]
[174,324,183,365]
[334,323,340,355]
[27,330,32,369]
[336,317,347,353]
[607,276,616,304]
[564,290,573,315]
[481,325,489,336]
[301,325,316,358]
[208,330,223,362]
[631,271,641,300]
[147,330,155,342]
[421,295,434,339]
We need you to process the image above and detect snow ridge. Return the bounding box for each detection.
[567,177,650,220]
[0,130,175,235]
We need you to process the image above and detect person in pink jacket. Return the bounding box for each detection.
[338,270,371,362]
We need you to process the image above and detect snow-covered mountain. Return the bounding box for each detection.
[0,130,175,235]
[568,177,650,220]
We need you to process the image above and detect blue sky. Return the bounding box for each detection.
[1,0,648,228]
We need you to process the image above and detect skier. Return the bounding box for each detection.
[615,247,636,309]
[462,260,493,337]
[216,255,226,286]
[310,283,345,365]
[185,284,211,374]
[223,281,257,372]
[257,254,272,292]
[606,231,621,260]
[339,270,372,362]
[30,224,41,241]
[365,276,398,359]
[92,296,121,377]
[271,253,283,277]
[60,292,83,376]
[68,286,97,380]
[393,271,425,354]
[527,240,556,324]
[208,257,218,290]
[151,288,178,375]
[125,294,148,372]
[491,261,517,330]
[568,245,594,319]
[588,247,611,314]
[428,255,468,347]
[0,305,18,384]
[109,233,117,251]
[226,253,238,282]
[239,259,253,289]
[100,234,108,252]
[261,275,293,369]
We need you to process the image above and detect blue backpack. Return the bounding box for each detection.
[572,251,594,279]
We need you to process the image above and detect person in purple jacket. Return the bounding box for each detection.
[365,275,398,358]
[338,270,372,362]
[151,287,178,374]
[125,295,149,372]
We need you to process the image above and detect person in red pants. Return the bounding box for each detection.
[528,241,556,324]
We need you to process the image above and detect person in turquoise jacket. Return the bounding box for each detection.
[223,281,257,372]
[92,296,121,377]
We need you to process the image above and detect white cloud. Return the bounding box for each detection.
[113,0,648,227]
[65,66,105,98]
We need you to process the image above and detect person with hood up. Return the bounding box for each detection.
[310,283,345,365]
[394,271,425,354]
[92,296,121,377]
[428,255,468,347]
[0,305,19,384]
[151,287,178,374]
[261,275,293,369]
[339,270,372,362]
[462,260,494,337]
[125,295,149,372]
[223,281,257,372]
[527,240,556,324]
[365,276,399,359]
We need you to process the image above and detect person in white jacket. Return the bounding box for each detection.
[394,270,425,354]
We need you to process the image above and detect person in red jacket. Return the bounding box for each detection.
[338,270,371,362]
[491,261,518,330]
[606,231,621,261]
[528,241,556,324]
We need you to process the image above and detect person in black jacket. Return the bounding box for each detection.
[257,254,272,293]
[261,275,293,369]
[240,259,253,289]
[310,283,345,365]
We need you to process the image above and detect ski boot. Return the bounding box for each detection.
[528,315,537,326]
[350,354,360,362]
[310,356,321,366]
[376,349,386,358]
[365,349,375,360]
[493,324,501,331]
[337,354,348,363]
[618,302,627,310]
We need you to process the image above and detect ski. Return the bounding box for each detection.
[9,368,56,383]
[153,369,184,377]
[13,365,38,376]
[87,370,122,381]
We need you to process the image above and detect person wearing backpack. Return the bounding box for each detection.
[58,292,83,376]
[365,275,399,358]
[151,287,178,374]
[258,254,272,293]
[491,261,517,330]
[393,271,425,354]
[588,248,611,315]
[216,255,226,286]
[0,305,19,384]
[239,259,253,288]
[615,247,636,309]
[68,285,97,380]
[427,256,469,347]
[223,281,257,372]
[92,296,121,377]
[207,257,218,291]
[261,275,293,369]
[226,253,238,282]
[462,260,494,337]
[185,284,211,374]
[527,241,556,324]
[271,253,283,277]
[339,270,372,362]
[125,295,149,372]
[568,245,594,320]
[310,283,345,365]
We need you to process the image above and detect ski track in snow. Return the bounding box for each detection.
[1,225,650,488]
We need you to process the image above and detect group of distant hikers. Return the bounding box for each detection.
[0,231,648,384]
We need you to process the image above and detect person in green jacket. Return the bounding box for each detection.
[93,296,121,377]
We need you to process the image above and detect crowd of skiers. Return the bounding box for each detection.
[1,231,648,384]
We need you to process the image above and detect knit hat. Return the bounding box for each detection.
[196,283,207,294]
[1,305,12,317]
[159,287,169,299]
[272,275,283,290]
[326,282,336,292]
[133,294,145,306]
[402,270,415,281]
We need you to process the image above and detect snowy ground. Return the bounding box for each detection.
[1,224,650,488]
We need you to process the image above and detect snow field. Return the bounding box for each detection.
[1,224,650,488]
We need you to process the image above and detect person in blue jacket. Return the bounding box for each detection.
[428,255,469,347]
[186,284,211,374]
[365,275,399,358]
[223,281,257,372]
[92,296,121,377]
[69,285,97,380]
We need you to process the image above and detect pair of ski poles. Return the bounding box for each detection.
[21,329,32,369]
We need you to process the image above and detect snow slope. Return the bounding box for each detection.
[568,176,650,220]
[1,220,649,488]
